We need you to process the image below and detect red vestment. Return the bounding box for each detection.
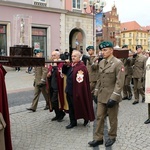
[0,64,12,150]
[47,63,68,112]
[72,62,95,121]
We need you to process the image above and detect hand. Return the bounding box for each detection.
[93,95,97,104]
[37,82,45,88]
[141,77,144,82]
[133,53,137,58]
[94,89,98,97]
[106,99,116,108]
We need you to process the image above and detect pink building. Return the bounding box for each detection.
[0,0,95,58]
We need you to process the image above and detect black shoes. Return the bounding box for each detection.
[142,97,145,103]
[66,123,77,129]
[83,120,89,126]
[105,138,116,147]
[51,116,59,121]
[57,112,66,122]
[144,118,150,124]
[44,105,49,110]
[26,108,36,112]
[88,140,103,147]
[132,101,139,105]
[128,95,132,100]
[122,96,128,100]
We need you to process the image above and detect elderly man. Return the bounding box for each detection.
[62,50,95,129]
[88,41,125,147]
[47,50,66,122]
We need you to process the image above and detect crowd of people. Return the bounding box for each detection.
[26,41,150,147]
[26,42,150,148]
[1,40,150,149]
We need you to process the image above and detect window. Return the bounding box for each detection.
[32,27,47,58]
[129,33,132,37]
[0,25,7,56]
[73,0,81,9]
[34,0,47,7]
[129,39,132,45]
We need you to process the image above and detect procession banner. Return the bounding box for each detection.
[96,13,103,36]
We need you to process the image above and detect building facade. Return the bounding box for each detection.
[121,21,148,51]
[0,0,94,58]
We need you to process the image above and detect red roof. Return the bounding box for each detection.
[121,21,143,31]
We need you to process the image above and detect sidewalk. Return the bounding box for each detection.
[5,67,150,150]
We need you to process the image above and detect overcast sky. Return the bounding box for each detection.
[103,0,150,26]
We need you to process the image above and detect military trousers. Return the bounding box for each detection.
[123,75,132,97]
[31,85,49,110]
[133,78,145,101]
[94,102,119,140]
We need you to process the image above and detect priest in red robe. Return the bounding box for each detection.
[62,50,95,129]
[0,64,12,150]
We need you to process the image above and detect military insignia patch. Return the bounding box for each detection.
[76,70,84,83]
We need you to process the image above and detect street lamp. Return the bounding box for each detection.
[83,0,106,48]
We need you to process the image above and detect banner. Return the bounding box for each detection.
[96,13,103,36]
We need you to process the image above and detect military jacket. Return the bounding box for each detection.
[96,56,125,103]
[34,66,48,85]
[132,54,147,78]
[121,58,133,76]
[86,56,99,82]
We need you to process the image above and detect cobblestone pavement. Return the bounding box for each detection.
[4,67,150,150]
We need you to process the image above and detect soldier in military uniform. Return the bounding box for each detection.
[88,41,125,147]
[132,45,147,105]
[121,45,133,100]
[27,49,49,112]
[86,46,99,103]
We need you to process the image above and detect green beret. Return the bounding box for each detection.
[34,49,44,54]
[122,44,128,48]
[99,41,113,50]
[86,46,94,51]
[136,45,143,50]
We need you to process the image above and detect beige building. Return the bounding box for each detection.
[121,21,148,51]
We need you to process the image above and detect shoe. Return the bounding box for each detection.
[44,106,49,110]
[144,118,150,124]
[26,108,36,112]
[57,112,66,122]
[128,95,132,100]
[132,101,139,105]
[105,138,116,147]
[51,116,59,121]
[66,123,77,129]
[88,140,103,147]
[122,96,128,100]
[142,97,145,103]
[83,120,89,126]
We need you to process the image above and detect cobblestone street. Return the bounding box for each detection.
[5,67,150,150]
